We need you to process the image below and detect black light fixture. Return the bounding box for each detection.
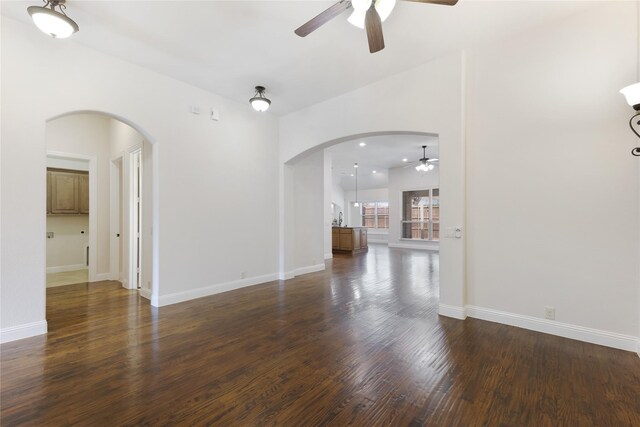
[249,86,271,112]
[620,83,640,156]
[27,0,79,39]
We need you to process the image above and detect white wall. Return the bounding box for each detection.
[292,151,326,272]
[323,151,333,258]
[388,165,440,250]
[465,3,639,340]
[331,180,345,219]
[1,16,280,341]
[46,216,89,271]
[279,52,465,316]
[46,114,112,276]
[279,3,639,350]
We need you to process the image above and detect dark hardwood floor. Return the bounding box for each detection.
[1,245,639,426]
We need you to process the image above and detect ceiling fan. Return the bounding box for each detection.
[294,0,459,54]
[405,145,439,171]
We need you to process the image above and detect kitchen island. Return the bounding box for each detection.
[332,227,368,255]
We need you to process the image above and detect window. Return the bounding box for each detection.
[402,189,439,241]
[360,201,389,229]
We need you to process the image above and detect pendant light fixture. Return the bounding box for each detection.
[249,86,271,112]
[27,0,79,39]
[353,163,360,207]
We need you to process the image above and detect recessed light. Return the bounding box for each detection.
[372,170,377,174]
[359,142,366,147]
[402,158,408,162]
[350,173,354,177]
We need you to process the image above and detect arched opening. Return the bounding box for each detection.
[281,130,442,305]
[44,111,158,320]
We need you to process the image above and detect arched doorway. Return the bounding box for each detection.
[281,131,442,298]
[44,111,158,311]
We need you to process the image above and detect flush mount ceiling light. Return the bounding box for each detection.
[249,86,271,112]
[620,82,640,156]
[27,0,79,39]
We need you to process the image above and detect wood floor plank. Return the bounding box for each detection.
[1,245,639,426]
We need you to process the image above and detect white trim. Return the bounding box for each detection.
[279,263,326,280]
[294,263,326,276]
[279,270,295,280]
[93,273,111,282]
[389,242,439,251]
[154,273,280,307]
[139,288,152,301]
[438,303,467,320]
[46,264,87,274]
[324,253,333,260]
[0,321,48,344]
[109,153,124,285]
[466,305,639,353]
[128,147,143,291]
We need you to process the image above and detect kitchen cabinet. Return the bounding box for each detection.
[332,227,368,255]
[47,169,89,215]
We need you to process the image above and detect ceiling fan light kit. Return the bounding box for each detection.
[348,0,396,29]
[27,0,79,39]
[249,86,271,112]
[409,145,438,172]
[295,0,458,54]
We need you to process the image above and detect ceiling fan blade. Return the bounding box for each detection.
[295,0,351,37]
[401,0,459,5]
[365,4,385,53]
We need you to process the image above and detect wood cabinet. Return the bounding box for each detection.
[332,227,368,255]
[78,174,89,214]
[47,169,89,215]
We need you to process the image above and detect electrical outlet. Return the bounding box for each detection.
[544,306,555,320]
[240,271,246,279]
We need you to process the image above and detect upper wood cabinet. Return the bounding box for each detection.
[78,174,89,214]
[47,169,89,215]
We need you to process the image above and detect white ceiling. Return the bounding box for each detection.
[0,1,603,115]
[328,133,438,190]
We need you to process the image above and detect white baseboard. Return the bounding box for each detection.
[279,270,295,280]
[279,263,326,280]
[139,288,152,300]
[0,320,48,344]
[46,264,86,274]
[388,242,439,251]
[324,253,333,260]
[93,273,111,282]
[466,305,639,353]
[155,272,281,307]
[438,303,467,320]
[295,263,325,276]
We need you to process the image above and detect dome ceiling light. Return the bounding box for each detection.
[249,86,271,112]
[27,0,79,39]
